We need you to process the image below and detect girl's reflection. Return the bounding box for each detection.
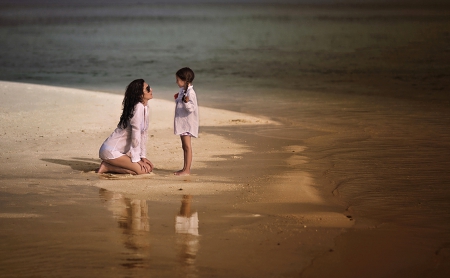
[176,195,200,276]
[176,195,199,235]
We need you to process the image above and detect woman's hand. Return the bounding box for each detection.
[141,158,154,172]
[137,159,151,173]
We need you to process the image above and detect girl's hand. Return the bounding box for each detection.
[141,158,154,172]
[174,93,179,99]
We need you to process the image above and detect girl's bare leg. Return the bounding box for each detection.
[98,155,149,175]
[175,135,192,176]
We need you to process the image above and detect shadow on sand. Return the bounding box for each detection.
[41,157,101,172]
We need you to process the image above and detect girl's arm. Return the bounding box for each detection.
[182,89,197,113]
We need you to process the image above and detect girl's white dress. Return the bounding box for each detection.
[99,102,149,163]
[174,85,199,137]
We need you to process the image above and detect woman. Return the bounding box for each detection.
[98,79,154,175]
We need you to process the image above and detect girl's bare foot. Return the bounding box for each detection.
[174,170,190,176]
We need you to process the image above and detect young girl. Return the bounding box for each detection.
[97,79,154,175]
[173,67,199,176]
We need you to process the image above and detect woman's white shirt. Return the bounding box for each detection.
[100,102,149,163]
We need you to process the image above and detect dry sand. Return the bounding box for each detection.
[0,80,279,195]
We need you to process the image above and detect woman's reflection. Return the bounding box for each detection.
[99,188,150,268]
[175,195,200,276]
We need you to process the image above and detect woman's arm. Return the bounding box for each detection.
[137,105,153,171]
[129,104,144,163]
[140,117,148,159]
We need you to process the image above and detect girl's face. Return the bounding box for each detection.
[142,82,153,102]
[176,76,185,88]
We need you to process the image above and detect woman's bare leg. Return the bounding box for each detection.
[98,155,149,175]
[174,135,192,176]
[98,161,137,175]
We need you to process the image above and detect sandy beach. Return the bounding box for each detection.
[1,1,450,277]
[0,81,355,277]
[2,78,449,277]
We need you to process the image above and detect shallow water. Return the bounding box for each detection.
[1,0,450,275]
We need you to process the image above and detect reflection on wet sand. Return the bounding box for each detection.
[98,190,200,274]
[176,195,200,277]
[99,188,150,269]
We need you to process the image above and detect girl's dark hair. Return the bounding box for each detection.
[176,67,195,94]
[118,79,145,129]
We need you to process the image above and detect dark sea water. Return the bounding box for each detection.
[1,0,450,275]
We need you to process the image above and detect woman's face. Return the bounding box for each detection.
[142,82,153,102]
[176,76,185,88]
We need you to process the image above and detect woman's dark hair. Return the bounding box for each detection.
[176,67,195,94]
[118,79,145,129]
